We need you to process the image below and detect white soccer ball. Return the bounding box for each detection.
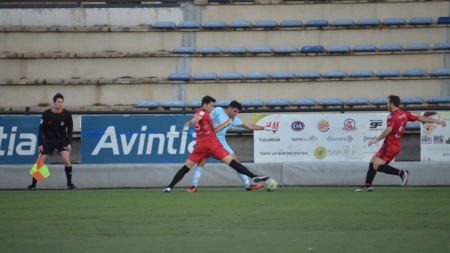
[264,178,278,191]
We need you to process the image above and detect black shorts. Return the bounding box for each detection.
[41,139,69,155]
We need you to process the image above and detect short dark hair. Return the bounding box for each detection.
[388,95,400,107]
[228,100,242,111]
[201,95,216,106]
[53,93,64,102]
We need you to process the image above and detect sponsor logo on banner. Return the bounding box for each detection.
[327,149,357,156]
[265,122,279,131]
[259,138,280,142]
[318,120,330,132]
[314,147,328,160]
[343,118,357,131]
[327,136,353,142]
[369,120,383,131]
[363,135,378,142]
[291,121,305,132]
[292,135,318,142]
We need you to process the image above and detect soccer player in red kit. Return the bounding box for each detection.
[356,95,446,192]
[163,96,269,192]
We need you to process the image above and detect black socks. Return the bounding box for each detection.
[168,165,191,188]
[229,160,257,178]
[365,163,377,186]
[377,165,401,176]
[65,166,72,185]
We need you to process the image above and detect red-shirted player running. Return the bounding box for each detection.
[356,95,446,192]
[163,96,270,192]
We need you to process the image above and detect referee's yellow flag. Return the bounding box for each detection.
[30,157,50,182]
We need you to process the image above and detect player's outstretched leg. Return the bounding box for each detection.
[164,165,191,192]
[377,165,409,186]
[237,172,262,191]
[228,160,269,182]
[355,163,376,192]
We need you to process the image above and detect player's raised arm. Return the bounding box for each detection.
[368,127,392,146]
[184,115,203,128]
[416,116,447,127]
[240,122,277,133]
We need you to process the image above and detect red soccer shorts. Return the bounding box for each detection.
[187,141,230,163]
[375,144,400,164]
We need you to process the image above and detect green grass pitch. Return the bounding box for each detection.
[1,187,449,253]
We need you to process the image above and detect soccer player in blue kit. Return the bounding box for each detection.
[187,101,276,192]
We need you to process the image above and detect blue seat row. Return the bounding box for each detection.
[173,43,450,55]
[153,17,450,29]
[136,96,450,109]
[167,68,450,81]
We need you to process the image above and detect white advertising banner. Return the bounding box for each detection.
[420,111,450,162]
[254,113,389,163]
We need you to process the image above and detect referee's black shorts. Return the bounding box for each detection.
[41,139,69,155]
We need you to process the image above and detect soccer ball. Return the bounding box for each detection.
[264,178,278,191]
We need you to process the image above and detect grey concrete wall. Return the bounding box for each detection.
[2,161,448,190]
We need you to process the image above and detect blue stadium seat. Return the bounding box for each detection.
[203,21,227,29]
[267,99,290,107]
[301,46,324,53]
[168,73,191,81]
[275,46,298,54]
[403,69,427,77]
[279,20,303,27]
[350,70,373,78]
[430,68,450,76]
[406,123,420,131]
[356,19,380,26]
[292,99,316,106]
[409,17,433,25]
[353,45,376,52]
[208,0,229,2]
[405,43,429,51]
[323,71,347,78]
[178,21,201,29]
[152,22,176,29]
[241,99,264,107]
[224,47,247,54]
[233,0,254,2]
[376,70,400,77]
[427,96,450,104]
[437,17,450,24]
[319,98,343,106]
[220,72,243,80]
[188,100,201,108]
[372,97,388,105]
[379,44,403,52]
[249,46,272,54]
[383,18,406,26]
[331,19,354,26]
[172,47,196,54]
[215,100,233,108]
[162,100,185,108]
[346,98,369,106]
[298,71,321,79]
[305,20,328,27]
[327,45,350,53]
[194,73,217,81]
[272,72,295,79]
[401,97,424,105]
[254,20,277,28]
[229,21,252,28]
[246,72,269,80]
[198,47,221,54]
[136,100,159,108]
[433,43,450,50]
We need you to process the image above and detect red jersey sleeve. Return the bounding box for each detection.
[407,111,419,122]
[386,113,396,127]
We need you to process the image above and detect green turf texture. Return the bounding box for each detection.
[1,187,449,253]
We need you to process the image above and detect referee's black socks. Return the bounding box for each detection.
[377,164,401,176]
[65,166,72,185]
[229,160,257,178]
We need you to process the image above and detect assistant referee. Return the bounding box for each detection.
[27,93,76,191]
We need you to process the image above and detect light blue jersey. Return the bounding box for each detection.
[210,107,243,154]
